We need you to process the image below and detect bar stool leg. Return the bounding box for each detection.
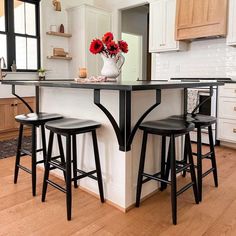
[186,133,199,204]
[162,141,171,190]
[136,131,148,207]
[208,126,218,187]
[42,131,54,202]
[197,127,203,202]
[66,135,72,221]
[72,135,78,189]
[14,124,24,184]
[160,136,166,191]
[31,125,37,196]
[92,130,105,203]
[170,134,177,225]
[41,125,47,166]
[182,136,188,177]
[57,134,66,181]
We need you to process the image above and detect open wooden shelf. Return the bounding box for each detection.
[46,31,72,38]
[47,56,72,60]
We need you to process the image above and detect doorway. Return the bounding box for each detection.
[121,33,142,82]
[121,4,151,82]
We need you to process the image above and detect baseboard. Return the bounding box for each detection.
[220,141,236,149]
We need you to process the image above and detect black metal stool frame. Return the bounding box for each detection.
[136,130,199,225]
[42,128,104,221]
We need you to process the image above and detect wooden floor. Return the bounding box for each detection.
[0,145,236,236]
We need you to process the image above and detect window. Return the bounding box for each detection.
[0,0,40,71]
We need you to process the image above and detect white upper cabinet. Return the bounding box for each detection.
[227,0,236,46]
[149,0,187,53]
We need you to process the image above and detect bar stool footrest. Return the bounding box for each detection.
[142,172,171,185]
[73,169,97,181]
[49,160,66,172]
[176,163,191,174]
[18,164,32,174]
[46,179,66,193]
[202,167,215,178]
[192,151,213,159]
[176,182,194,196]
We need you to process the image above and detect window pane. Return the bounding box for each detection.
[26,3,36,36]
[27,38,37,69]
[0,34,7,68]
[14,1,25,34]
[0,0,5,31]
[16,36,26,69]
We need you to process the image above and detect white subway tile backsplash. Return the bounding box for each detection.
[154,38,236,80]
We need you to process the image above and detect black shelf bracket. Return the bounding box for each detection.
[94,89,161,152]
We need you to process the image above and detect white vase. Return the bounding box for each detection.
[101,54,125,81]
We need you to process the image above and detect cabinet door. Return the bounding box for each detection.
[149,0,186,52]
[0,98,17,132]
[176,0,228,40]
[227,0,236,45]
[149,0,165,52]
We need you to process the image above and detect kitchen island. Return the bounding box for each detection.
[1,79,223,210]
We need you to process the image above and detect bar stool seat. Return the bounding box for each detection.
[42,118,104,221]
[14,112,63,196]
[15,112,63,125]
[169,114,218,202]
[45,118,101,135]
[170,114,216,127]
[139,118,195,135]
[136,118,199,225]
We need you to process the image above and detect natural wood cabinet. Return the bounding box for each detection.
[176,0,228,40]
[0,97,35,141]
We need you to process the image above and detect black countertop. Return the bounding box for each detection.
[1,80,224,91]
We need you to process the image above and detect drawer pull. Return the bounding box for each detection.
[233,129,236,133]
[234,107,236,111]
[235,90,236,93]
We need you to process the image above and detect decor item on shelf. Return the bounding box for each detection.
[53,47,67,57]
[78,68,87,78]
[89,32,128,81]
[38,68,46,80]
[59,24,64,33]
[52,0,61,11]
[50,25,57,32]
[11,60,17,72]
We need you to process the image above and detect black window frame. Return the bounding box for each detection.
[0,0,41,72]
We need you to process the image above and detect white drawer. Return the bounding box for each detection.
[219,84,236,98]
[218,119,236,143]
[218,97,236,119]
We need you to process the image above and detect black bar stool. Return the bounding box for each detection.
[14,112,63,196]
[42,118,105,221]
[171,114,218,202]
[136,118,199,225]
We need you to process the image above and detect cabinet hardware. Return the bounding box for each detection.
[235,90,236,93]
[234,107,236,111]
[233,129,236,133]
[160,43,166,46]
[11,104,14,106]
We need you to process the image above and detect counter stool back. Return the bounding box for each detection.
[136,118,199,225]
[42,118,104,221]
[14,112,63,196]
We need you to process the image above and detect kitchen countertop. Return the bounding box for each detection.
[1,79,224,91]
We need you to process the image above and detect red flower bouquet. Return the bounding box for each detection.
[89,32,128,58]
